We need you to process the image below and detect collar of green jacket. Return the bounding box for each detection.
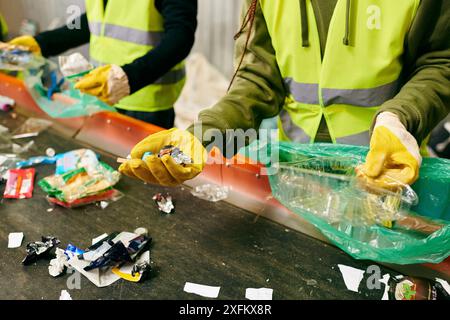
[300,0,352,47]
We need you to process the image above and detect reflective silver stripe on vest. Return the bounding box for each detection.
[279,109,310,143]
[322,80,399,107]
[154,67,186,85]
[284,78,320,105]
[335,131,370,146]
[89,22,163,46]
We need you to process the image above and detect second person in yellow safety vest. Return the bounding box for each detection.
[10,0,197,129]
[0,13,8,42]
[119,0,449,190]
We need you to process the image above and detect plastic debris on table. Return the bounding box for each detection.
[48,248,68,277]
[66,231,153,287]
[0,154,23,182]
[46,148,56,157]
[12,118,52,137]
[22,236,61,265]
[3,168,35,199]
[37,149,122,207]
[16,155,58,169]
[46,189,123,209]
[191,184,230,202]
[153,193,175,214]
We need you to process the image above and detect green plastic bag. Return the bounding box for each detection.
[267,142,450,265]
[23,68,116,118]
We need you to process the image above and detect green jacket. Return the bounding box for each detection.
[188,0,450,151]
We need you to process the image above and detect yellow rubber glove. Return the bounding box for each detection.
[357,112,422,190]
[75,64,130,105]
[119,128,207,187]
[9,36,41,55]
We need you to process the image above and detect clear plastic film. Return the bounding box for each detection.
[273,158,418,228]
[268,142,450,265]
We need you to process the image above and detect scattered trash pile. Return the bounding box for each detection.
[22,229,153,288]
[1,141,123,208]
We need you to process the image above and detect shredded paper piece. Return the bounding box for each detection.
[8,232,24,248]
[338,264,365,293]
[184,282,221,298]
[245,288,273,300]
[59,290,72,300]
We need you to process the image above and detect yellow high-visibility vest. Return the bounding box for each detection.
[86,0,186,112]
[0,14,8,40]
[259,0,421,146]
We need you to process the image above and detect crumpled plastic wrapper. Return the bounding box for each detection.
[22,236,60,265]
[0,42,46,71]
[48,248,68,277]
[59,53,93,78]
[153,193,175,214]
[191,184,230,202]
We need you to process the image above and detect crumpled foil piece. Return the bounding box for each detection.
[158,145,193,166]
[191,184,230,202]
[22,236,61,265]
[153,193,175,214]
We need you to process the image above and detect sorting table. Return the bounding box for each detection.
[0,112,396,300]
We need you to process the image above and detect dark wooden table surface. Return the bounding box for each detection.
[0,112,396,300]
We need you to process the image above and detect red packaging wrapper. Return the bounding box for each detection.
[46,189,123,208]
[4,168,36,199]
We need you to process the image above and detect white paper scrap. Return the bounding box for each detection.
[245,288,273,300]
[338,264,365,293]
[92,233,108,245]
[8,232,24,248]
[59,290,72,300]
[436,278,450,295]
[67,256,121,288]
[380,274,391,300]
[184,282,220,298]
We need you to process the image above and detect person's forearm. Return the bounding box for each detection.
[34,13,90,58]
[377,0,450,144]
[122,0,197,94]
[379,50,450,144]
[188,0,286,151]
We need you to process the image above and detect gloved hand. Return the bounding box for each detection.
[119,128,207,187]
[75,64,130,105]
[9,36,41,55]
[357,112,422,189]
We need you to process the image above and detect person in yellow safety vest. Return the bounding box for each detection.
[0,13,8,42]
[119,0,449,191]
[9,0,197,129]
